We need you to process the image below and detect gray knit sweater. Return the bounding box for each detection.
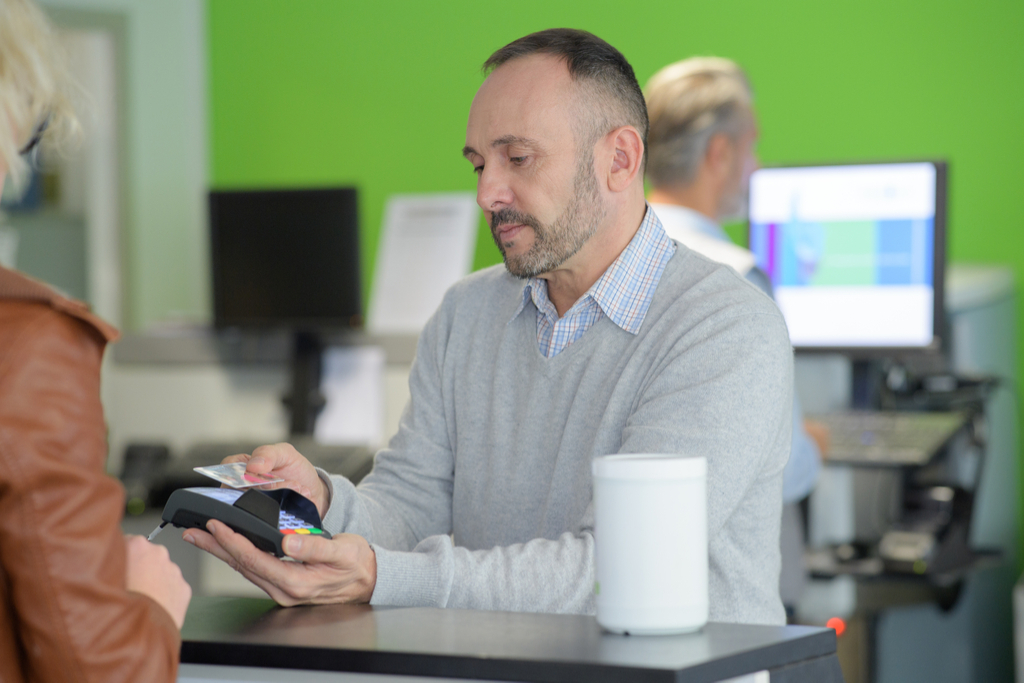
[321,242,793,625]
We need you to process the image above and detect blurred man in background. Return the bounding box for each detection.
[644,57,829,613]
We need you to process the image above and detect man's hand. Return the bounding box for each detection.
[125,535,192,629]
[223,442,329,517]
[182,522,376,607]
[803,419,831,459]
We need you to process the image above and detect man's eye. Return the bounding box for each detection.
[510,156,527,165]
[474,165,483,175]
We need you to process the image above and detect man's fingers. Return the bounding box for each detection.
[249,443,297,471]
[205,520,262,569]
[182,528,236,566]
[281,533,343,564]
[245,455,271,474]
[183,525,297,604]
[204,520,299,586]
[205,521,320,605]
[282,534,375,603]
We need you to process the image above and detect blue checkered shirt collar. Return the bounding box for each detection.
[510,206,675,356]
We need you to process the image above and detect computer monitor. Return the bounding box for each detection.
[747,161,947,354]
[209,187,361,330]
[209,187,361,435]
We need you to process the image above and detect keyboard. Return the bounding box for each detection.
[814,410,969,466]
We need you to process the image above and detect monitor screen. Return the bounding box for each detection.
[210,187,361,329]
[747,161,946,352]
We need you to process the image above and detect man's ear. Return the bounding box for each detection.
[605,125,644,193]
[705,133,736,183]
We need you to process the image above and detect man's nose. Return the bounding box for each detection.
[476,164,514,213]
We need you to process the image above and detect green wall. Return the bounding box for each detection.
[208,0,1024,297]
[208,0,1024,520]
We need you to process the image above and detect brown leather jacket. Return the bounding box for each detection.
[0,266,180,682]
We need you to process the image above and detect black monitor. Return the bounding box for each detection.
[209,187,361,330]
[209,187,361,434]
[747,161,947,356]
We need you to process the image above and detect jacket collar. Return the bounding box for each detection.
[0,266,119,342]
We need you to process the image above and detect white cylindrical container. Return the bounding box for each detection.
[592,454,707,635]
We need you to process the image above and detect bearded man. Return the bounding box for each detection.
[186,28,794,625]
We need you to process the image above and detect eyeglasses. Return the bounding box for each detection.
[19,116,50,157]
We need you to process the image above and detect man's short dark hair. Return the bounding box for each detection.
[484,29,648,156]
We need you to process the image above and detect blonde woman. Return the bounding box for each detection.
[0,1,190,680]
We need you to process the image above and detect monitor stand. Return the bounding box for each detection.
[851,359,884,410]
[282,331,326,435]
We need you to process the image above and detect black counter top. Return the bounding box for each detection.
[182,597,840,682]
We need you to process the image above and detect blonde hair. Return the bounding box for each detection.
[0,0,78,189]
[644,57,753,188]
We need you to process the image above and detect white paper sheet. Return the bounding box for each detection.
[314,345,385,446]
[367,193,479,334]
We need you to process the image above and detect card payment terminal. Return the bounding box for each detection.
[153,487,331,557]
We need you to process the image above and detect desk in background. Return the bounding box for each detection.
[179,597,842,683]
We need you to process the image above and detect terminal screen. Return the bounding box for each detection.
[748,162,941,350]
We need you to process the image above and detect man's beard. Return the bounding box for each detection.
[490,150,605,279]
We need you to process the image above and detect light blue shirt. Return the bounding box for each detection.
[651,203,821,502]
[512,206,675,358]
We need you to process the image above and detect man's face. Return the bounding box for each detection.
[464,54,606,279]
[717,115,759,223]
